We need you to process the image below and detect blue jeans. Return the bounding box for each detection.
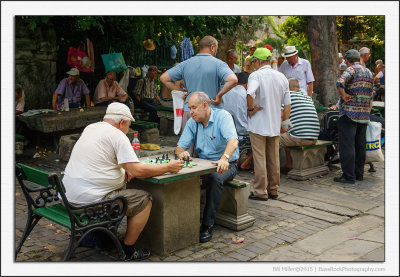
[202,162,238,227]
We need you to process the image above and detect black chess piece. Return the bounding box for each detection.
[166,154,169,160]
[174,154,178,160]
[162,154,165,160]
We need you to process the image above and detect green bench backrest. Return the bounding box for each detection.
[17,163,51,188]
[154,105,173,112]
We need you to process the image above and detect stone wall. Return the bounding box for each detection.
[15,19,57,110]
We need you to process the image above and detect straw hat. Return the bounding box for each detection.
[143,39,156,51]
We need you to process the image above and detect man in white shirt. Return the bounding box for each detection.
[63,103,183,261]
[246,48,291,201]
[279,46,315,98]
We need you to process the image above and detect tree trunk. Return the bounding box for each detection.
[307,16,340,106]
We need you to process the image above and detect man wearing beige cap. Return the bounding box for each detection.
[52,67,91,110]
[279,46,315,97]
[62,102,184,261]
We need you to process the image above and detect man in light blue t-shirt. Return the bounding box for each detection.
[160,35,238,137]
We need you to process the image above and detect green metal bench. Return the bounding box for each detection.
[15,163,127,261]
[154,105,173,112]
[131,120,158,131]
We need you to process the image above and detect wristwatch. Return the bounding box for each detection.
[223,153,230,159]
[248,108,254,111]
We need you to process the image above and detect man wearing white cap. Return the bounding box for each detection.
[52,67,91,110]
[338,52,346,68]
[62,102,184,260]
[359,47,371,67]
[279,46,315,98]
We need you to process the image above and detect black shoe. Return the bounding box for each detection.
[248,192,268,201]
[268,193,278,200]
[121,242,151,261]
[333,176,355,184]
[199,225,214,243]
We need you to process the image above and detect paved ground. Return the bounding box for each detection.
[15,136,385,263]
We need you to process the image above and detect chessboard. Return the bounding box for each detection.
[141,154,197,168]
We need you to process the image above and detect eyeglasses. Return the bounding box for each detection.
[251,59,258,64]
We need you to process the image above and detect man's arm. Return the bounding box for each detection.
[121,160,184,181]
[307,82,314,98]
[211,138,239,174]
[85,94,91,107]
[211,73,238,105]
[337,86,353,102]
[160,72,183,91]
[52,93,58,110]
[175,145,192,160]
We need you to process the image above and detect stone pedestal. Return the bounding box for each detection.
[136,128,159,144]
[59,133,80,161]
[127,177,201,256]
[157,110,175,136]
[287,145,329,180]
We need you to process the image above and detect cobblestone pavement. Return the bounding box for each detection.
[14,140,385,263]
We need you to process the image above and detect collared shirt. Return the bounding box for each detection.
[278,57,315,93]
[180,37,194,62]
[247,65,291,136]
[133,78,158,99]
[55,78,90,106]
[167,53,234,112]
[94,79,127,105]
[177,109,239,162]
[226,63,241,73]
[336,62,373,123]
[222,85,248,136]
[244,55,256,74]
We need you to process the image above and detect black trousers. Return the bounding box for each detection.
[140,99,160,126]
[338,115,367,181]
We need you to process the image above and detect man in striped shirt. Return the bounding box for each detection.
[280,78,319,171]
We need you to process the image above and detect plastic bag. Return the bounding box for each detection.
[172,90,186,135]
[101,47,128,73]
[67,46,92,72]
[365,121,384,163]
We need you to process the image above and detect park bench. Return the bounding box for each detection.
[286,140,333,180]
[15,163,127,261]
[154,105,175,136]
[201,179,255,231]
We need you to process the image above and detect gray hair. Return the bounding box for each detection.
[287,78,300,91]
[359,47,370,55]
[227,49,238,58]
[191,91,211,106]
[104,114,130,124]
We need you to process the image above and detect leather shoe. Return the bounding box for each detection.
[249,192,268,201]
[333,176,355,184]
[199,225,214,243]
[268,193,278,200]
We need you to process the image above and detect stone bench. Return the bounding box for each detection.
[287,140,333,181]
[201,179,255,231]
[133,108,149,121]
[130,120,159,144]
[155,105,175,136]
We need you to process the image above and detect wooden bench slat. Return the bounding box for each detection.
[154,105,173,112]
[33,203,72,229]
[288,140,333,151]
[17,163,50,188]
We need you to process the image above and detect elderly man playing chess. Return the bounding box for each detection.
[175,91,239,243]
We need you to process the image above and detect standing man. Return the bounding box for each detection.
[244,45,257,74]
[226,49,241,73]
[133,65,163,124]
[334,49,374,184]
[246,48,291,201]
[279,46,315,98]
[359,47,371,67]
[52,67,90,110]
[160,35,237,138]
[175,92,239,243]
[94,71,129,107]
[63,103,184,260]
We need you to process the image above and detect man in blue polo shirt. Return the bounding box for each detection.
[160,35,238,137]
[175,91,239,243]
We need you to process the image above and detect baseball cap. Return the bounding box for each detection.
[250,48,272,60]
[105,102,135,122]
[344,49,360,60]
[66,67,80,76]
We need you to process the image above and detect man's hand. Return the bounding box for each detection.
[178,151,192,161]
[328,105,338,111]
[280,127,289,133]
[210,94,223,106]
[211,158,230,174]
[167,160,184,173]
[341,92,353,102]
[182,92,189,101]
[248,107,263,118]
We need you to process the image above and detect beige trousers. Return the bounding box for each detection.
[249,132,280,198]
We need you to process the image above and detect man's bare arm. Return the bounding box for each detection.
[121,160,184,180]
[307,82,314,98]
[211,73,238,105]
[160,72,183,91]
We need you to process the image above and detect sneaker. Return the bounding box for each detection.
[121,242,151,261]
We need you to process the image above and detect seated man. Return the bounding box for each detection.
[373,63,385,101]
[133,65,162,125]
[94,71,130,107]
[175,92,239,243]
[280,78,320,172]
[62,102,184,261]
[52,67,90,110]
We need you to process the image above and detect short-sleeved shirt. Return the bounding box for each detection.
[177,109,239,162]
[247,65,291,137]
[55,78,90,106]
[376,70,385,86]
[63,122,139,204]
[16,99,24,112]
[336,62,374,123]
[167,53,234,112]
[222,85,248,136]
[94,79,127,105]
[227,63,241,73]
[278,58,315,93]
[133,78,158,99]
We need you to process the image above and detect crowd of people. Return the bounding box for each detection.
[16,35,382,261]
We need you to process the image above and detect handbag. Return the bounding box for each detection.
[365,121,384,163]
[101,47,128,73]
[67,46,92,73]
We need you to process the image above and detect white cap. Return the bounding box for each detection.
[105,102,135,122]
[66,67,80,76]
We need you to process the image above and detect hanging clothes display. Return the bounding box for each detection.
[86,38,95,72]
[180,37,194,62]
